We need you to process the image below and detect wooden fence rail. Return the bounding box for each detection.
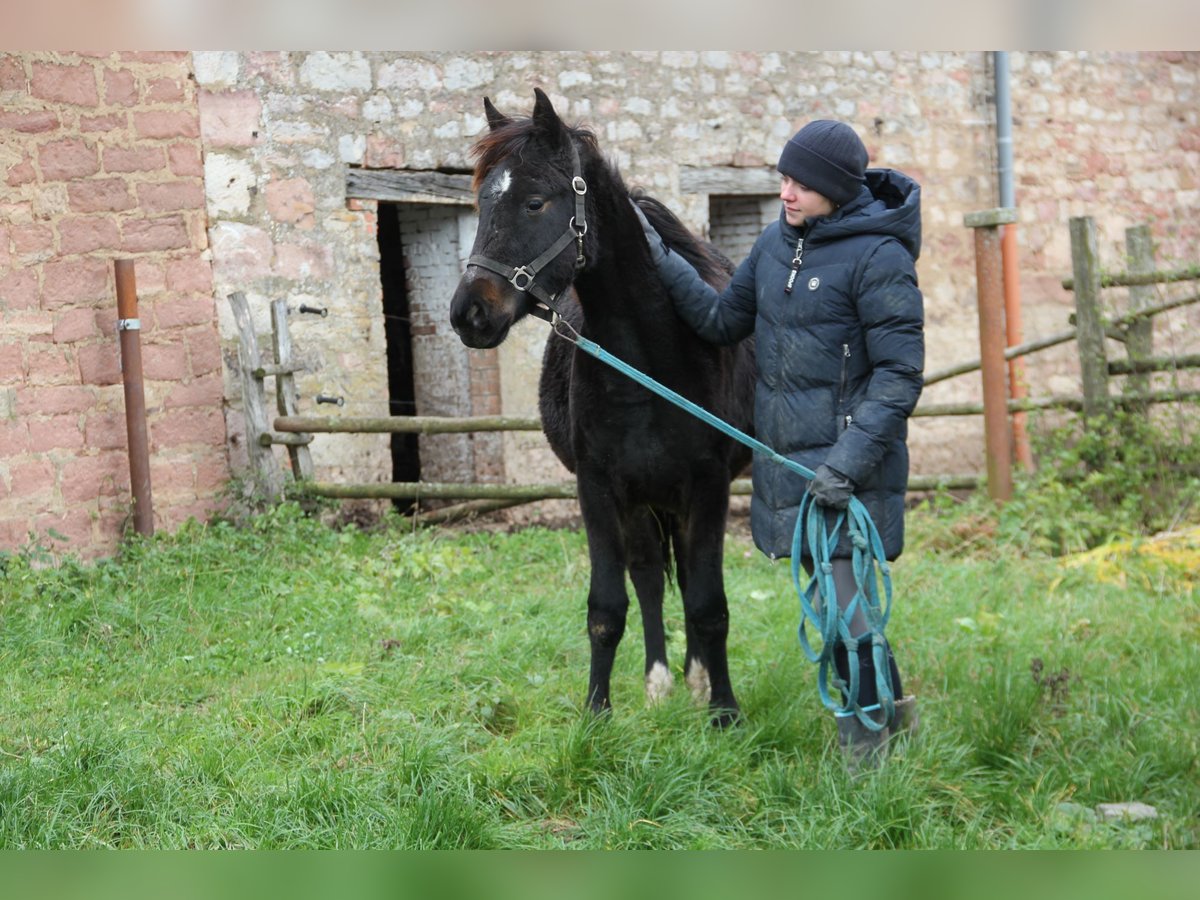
[232,214,1199,513]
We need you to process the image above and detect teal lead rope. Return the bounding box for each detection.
[558,323,895,730]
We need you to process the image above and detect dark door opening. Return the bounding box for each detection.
[377,202,421,494]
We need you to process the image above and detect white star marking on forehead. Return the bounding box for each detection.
[488,168,512,200]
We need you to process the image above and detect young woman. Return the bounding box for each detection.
[638,120,925,768]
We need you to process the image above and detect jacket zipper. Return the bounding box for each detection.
[784,237,804,293]
[839,343,852,431]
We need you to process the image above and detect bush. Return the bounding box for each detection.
[992,405,1200,555]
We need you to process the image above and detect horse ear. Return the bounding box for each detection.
[531,87,561,129]
[483,96,510,131]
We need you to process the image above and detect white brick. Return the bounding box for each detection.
[377,59,440,92]
[192,51,240,87]
[204,153,255,217]
[299,51,371,92]
[338,134,366,164]
[362,93,395,121]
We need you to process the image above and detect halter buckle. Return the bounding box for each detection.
[509,266,535,291]
[572,176,587,196]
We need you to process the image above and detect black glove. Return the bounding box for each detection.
[630,200,669,267]
[809,464,856,510]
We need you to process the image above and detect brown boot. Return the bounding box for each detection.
[836,708,890,773]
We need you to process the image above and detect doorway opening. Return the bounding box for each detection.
[376,202,421,490]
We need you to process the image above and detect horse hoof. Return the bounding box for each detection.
[710,706,741,729]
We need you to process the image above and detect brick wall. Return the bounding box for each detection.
[0,51,227,558]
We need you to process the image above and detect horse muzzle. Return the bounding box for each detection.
[449,270,523,349]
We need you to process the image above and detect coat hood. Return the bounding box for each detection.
[782,168,922,261]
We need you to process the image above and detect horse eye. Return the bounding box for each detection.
[526,198,545,213]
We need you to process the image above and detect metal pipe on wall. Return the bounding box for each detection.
[993,51,1034,471]
[115,259,154,537]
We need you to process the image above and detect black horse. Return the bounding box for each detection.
[450,89,755,725]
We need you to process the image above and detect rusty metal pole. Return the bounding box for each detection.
[115,259,154,536]
[1001,223,1034,471]
[964,208,1016,503]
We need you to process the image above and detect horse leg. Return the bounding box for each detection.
[578,477,630,716]
[626,511,672,704]
[679,483,740,727]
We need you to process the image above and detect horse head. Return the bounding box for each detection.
[450,89,597,349]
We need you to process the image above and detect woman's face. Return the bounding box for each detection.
[779,175,836,227]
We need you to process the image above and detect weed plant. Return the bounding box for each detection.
[1,438,1197,847]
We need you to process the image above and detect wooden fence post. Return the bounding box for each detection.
[1068,216,1111,418]
[1124,224,1155,403]
[229,292,284,502]
[964,207,1016,502]
[270,300,314,481]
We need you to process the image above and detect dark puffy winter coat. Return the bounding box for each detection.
[656,169,925,560]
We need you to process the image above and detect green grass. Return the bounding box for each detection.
[1,500,1197,848]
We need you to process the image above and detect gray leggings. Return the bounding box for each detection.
[804,558,903,706]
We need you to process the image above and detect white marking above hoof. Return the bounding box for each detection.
[686,658,711,704]
[645,661,674,704]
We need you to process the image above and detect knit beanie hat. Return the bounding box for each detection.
[777,120,868,207]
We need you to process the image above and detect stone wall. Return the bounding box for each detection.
[4,50,1198,558]
[1,51,226,558]
[197,50,1200,497]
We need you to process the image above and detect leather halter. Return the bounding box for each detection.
[466,141,588,323]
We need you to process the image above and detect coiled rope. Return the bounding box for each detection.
[552,319,895,729]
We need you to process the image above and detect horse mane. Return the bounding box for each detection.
[629,189,734,285]
[470,117,600,193]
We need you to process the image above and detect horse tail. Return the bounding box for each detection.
[630,189,734,286]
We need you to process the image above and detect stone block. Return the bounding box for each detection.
[76,342,122,385]
[28,415,86,452]
[209,222,274,281]
[0,110,60,133]
[167,142,203,177]
[67,177,135,213]
[299,51,371,92]
[165,258,214,294]
[141,341,190,381]
[84,410,127,449]
[6,159,37,187]
[136,180,206,213]
[8,458,56,500]
[11,223,56,258]
[57,216,121,254]
[150,407,226,449]
[37,137,100,181]
[133,109,200,140]
[121,215,191,252]
[0,341,24,382]
[79,113,127,133]
[103,145,167,174]
[191,51,240,88]
[198,90,262,147]
[203,153,255,216]
[30,61,98,106]
[60,452,125,502]
[264,177,315,226]
[41,257,110,308]
[0,419,30,457]
[103,68,138,106]
[52,308,99,343]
